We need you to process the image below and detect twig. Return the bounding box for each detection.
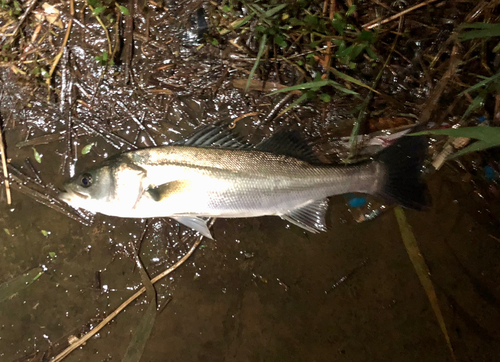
[362,0,441,30]
[51,231,207,362]
[24,157,42,183]
[116,100,157,146]
[122,0,135,84]
[229,112,261,129]
[46,13,73,100]
[347,18,402,159]
[493,94,500,126]
[418,44,461,125]
[87,4,112,55]
[320,0,336,72]
[0,127,11,204]
[7,166,92,225]
[264,93,294,123]
[0,0,38,41]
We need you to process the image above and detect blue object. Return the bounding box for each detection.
[485,165,495,181]
[348,196,367,208]
[477,116,487,123]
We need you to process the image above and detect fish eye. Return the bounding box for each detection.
[80,173,93,188]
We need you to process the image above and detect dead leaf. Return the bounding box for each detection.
[35,3,63,28]
[368,116,412,132]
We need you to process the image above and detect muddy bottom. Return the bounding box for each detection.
[1,162,499,362]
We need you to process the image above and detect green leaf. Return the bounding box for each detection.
[268,79,331,94]
[451,141,500,158]
[462,92,486,121]
[264,4,287,18]
[232,14,253,30]
[41,230,49,237]
[411,126,500,141]
[394,207,455,361]
[332,16,347,34]
[304,14,319,28]
[81,143,93,155]
[93,6,106,15]
[346,5,357,17]
[274,34,287,48]
[222,4,231,12]
[118,5,130,15]
[49,251,56,258]
[268,79,358,96]
[411,127,500,158]
[320,93,331,102]
[458,69,500,96]
[40,68,49,78]
[459,22,500,41]
[245,34,267,93]
[278,93,309,116]
[218,14,254,35]
[358,30,376,43]
[122,298,157,362]
[122,254,157,362]
[0,267,44,303]
[331,68,379,93]
[32,147,42,163]
[12,0,21,14]
[365,46,378,60]
[288,18,304,26]
[493,41,500,53]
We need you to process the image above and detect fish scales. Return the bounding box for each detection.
[124,146,381,216]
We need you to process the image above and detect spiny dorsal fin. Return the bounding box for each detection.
[255,130,320,164]
[173,124,250,149]
[280,198,329,233]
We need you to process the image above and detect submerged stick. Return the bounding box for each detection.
[51,230,208,362]
[0,128,11,204]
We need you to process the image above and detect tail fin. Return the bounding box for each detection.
[376,136,428,210]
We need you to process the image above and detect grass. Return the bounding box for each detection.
[213,1,379,111]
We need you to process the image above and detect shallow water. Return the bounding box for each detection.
[1,158,500,362]
[1,1,500,361]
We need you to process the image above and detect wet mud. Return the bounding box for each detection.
[0,0,500,361]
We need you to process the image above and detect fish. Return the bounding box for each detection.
[59,124,428,239]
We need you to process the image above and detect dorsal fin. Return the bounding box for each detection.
[173,124,250,149]
[255,130,320,163]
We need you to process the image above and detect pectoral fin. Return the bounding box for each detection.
[280,199,329,234]
[147,180,192,202]
[171,216,213,239]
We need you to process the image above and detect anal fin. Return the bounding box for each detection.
[171,216,213,239]
[280,199,329,234]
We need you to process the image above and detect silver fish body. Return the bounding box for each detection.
[60,126,427,238]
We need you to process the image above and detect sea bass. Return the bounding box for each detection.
[60,125,427,238]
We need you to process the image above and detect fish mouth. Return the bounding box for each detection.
[59,189,90,203]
